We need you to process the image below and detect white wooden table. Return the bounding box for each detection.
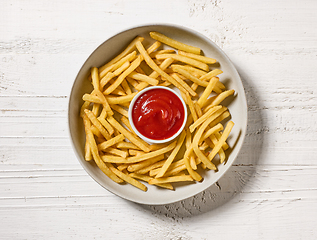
[1,0,317,239]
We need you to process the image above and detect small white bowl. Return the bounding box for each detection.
[128,86,187,144]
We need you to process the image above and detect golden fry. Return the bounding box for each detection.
[150,31,201,54]
[98,134,125,151]
[197,77,219,108]
[157,54,209,71]
[200,69,223,81]
[178,50,217,64]
[148,175,193,185]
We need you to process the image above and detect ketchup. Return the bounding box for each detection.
[131,88,185,140]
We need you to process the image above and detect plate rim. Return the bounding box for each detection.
[68,23,248,205]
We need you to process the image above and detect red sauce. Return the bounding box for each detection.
[132,88,185,140]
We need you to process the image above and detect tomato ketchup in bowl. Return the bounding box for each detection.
[128,86,187,144]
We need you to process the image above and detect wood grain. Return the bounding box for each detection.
[0,0,317,239]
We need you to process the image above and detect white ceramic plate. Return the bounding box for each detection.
[68,24,247,205]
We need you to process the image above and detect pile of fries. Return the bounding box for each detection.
[80,31,235,191]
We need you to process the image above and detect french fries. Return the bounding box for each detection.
[80,31,236,191]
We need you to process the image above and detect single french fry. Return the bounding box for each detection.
[199,69,223,81]
[80,101,90,118]
[155,131,186,178]
[157,54,208,71]
[208,121,234,161]
[199,141,210,151]
[148,175,193,185]
[117,164,129,171]
[197,77,219,108]
[101,155,129,163]
[116,141,140,150]
[91,67,100,90]
[110,104,128,117]
[190,156,197,170]
[150,31,201,54]
[149,49,175,58]
[178,50,217,64]
[128,71,159,86]
[103,147,128,158]
[209,89,235,107]
[82,114,92,161]
[104,92,137,105]
[185,128,195,169]
[91,102,100,116]
[149,143,169,151]
[184,92,198,122]
[82,94,102,104]
[109,166,147,191]
[98,134,125,151]
[146,40,161,54]
[128,149,145,156]
[107,116,151,153]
